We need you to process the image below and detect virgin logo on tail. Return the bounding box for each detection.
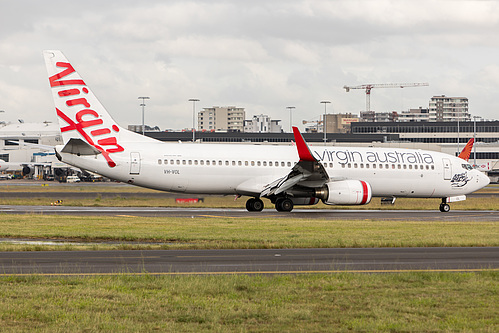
[50,62,123,167]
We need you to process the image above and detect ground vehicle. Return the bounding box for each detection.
[66,175,81,183]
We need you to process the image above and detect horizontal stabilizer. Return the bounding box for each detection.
[61,138,102,155]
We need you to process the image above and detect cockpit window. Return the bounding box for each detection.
[462,164,473,171]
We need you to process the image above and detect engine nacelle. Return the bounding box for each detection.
[291,197,320,206]
[315,180,372,205]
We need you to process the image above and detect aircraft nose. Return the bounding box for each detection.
[479,171,490,187]
[474,170,490,189]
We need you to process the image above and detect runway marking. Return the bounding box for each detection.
[115,215,139,218]
[0,268,497,277]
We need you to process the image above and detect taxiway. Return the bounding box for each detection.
[1,205,498,221]
[0,247,497,275]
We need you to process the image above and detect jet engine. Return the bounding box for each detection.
[315,180,372,205]
[291,197,320,206]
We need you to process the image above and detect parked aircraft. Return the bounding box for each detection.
[43,50,490,212]
[458,138,474,161]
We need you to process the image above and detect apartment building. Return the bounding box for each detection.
[198,106,245,132]
[429,95,470,121]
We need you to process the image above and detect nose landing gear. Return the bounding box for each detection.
[439,198,450,212]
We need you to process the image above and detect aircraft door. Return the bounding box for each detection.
[130,152,141,175]
[442,158,451,180]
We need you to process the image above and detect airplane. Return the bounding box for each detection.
[43,50,490,213]
[458,138,474,161]
[0,159,9,172]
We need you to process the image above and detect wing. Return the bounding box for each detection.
[260,127,329,197]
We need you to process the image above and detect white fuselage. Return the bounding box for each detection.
[56,141,490,199]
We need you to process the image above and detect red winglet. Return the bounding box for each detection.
[292,126,316,162]
[458,138,474,161]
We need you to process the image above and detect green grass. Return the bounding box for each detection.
[0,272,497,332]
[0,214,497,251]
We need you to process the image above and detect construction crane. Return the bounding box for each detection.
[343,82,429,112]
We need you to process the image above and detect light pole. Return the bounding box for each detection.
[286,106,295,132]
[320,101,331,144]
[188,98,199,142]
[138,97,150,136]
[473,116,481,167]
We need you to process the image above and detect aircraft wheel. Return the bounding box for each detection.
[246,198,264,212]
[275,198,294,212]
[439,203,450,212]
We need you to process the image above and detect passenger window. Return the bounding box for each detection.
[251,161,255,166]
[269,161,273,166]
[206,160,210,166]
[245,161,249,166]
[281,162,285,167]
[238,161,242,166]
[200,160,204,165]
[182,160,186,165]
[348,163,352,168]
[263,161,267,166]
[164,160,168,165]
[189,160,192,165]
[176,160,180,165]
[287,162,291,167]
[158,159,162,165]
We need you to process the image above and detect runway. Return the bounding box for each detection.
[1,204,498,221]
[0,247,497,275]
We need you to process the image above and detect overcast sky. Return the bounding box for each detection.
[1,0,498,131]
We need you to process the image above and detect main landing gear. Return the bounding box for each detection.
[275,198,294,212]
[439,198,450,212]
[246,198,264,212]
[245,197,295,212]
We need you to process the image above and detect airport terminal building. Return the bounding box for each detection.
[0,120,498,183]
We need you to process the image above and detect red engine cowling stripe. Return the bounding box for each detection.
[360,181,369,204]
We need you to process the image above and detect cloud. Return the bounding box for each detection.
[0,0,498,130]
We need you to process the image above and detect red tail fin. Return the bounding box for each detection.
[458,138,474,161]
